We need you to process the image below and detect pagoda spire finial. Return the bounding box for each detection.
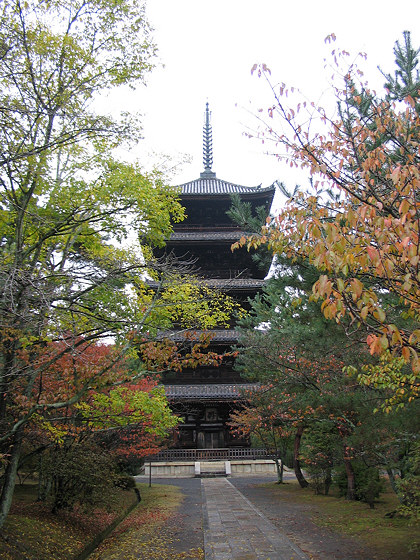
[200,102,216,178]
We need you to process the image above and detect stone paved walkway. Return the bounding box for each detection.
[202,478,309,560]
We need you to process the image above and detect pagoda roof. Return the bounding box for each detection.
[168,231,243,242]
[164,383,256,400]
[177,177,276,197]
[156,329,240,344]
[147,278,264,291]
[205,278,264,290]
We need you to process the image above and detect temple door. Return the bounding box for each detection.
[204,432,224,449]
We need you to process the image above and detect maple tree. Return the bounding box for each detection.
[83,379,179,460]
[230,33,420,509]
[7,339,179,511]
[230,392,293,484]
[238,32,420,407]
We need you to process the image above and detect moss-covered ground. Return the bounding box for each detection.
[0,482,204,560]
[259,478,419,559]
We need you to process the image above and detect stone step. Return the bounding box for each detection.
[195,461,231,478]
[200,471,226,478]
[200,461,225,470]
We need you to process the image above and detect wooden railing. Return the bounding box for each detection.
[147,448,276,462]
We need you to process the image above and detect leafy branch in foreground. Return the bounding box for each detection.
[238,32,420,403]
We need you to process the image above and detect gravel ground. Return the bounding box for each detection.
[134,474,391,560]
[230,475,385,560]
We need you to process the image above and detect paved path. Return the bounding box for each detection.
[201,478,309,560]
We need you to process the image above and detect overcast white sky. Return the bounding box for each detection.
[114,0,418,195]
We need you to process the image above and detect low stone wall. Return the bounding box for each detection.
[144,461,196,477]
[143,459,277,477]
[230,460,277,475]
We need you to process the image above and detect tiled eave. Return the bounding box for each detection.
[164,383,257,400]
[156,329,240,344]
[204,278,264,290]
[177,177,276,197]
[168,231,244,242]
[147,279,265,292]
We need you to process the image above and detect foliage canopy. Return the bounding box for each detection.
[238,33,420,405]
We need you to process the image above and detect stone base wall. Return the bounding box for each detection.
[230,460,277,475]
[142,459,277,477]
[143,461,196,477]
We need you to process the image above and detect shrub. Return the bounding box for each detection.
[114,474,136,490]
[336,461,384,508]
[41,441,120,513]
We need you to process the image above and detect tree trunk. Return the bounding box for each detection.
[0,433,22,529]
[385,468,400,499]
[294,426,309,488]
[324,467,332,495]
[343,444,355,500]
[37,453,51,502]
[274,457,284,483]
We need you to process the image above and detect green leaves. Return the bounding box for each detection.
[82,384,178,436]
[0,0,185,530]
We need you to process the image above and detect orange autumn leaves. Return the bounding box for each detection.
[236,47,420,402]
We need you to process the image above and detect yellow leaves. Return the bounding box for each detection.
[321,299,338,320]
[350,278,363,300]
[383,258,394,275]
[399,199,410,215]
[143,277,243,333]
[367,333,388,355]
[316,274,333,298]
[409,329,420,345]
[402,274,413,294]
[379,335,389,350]
[310,223,322,238]
[389,325,403,346]
[358,350,419,410]
[336,277,345,292]
[373,307,386,323]
[31,413,68,444]
[359,306,368,320]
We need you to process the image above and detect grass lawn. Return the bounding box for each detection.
[261,478,419,559]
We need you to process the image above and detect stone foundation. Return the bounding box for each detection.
[142,459,277,477]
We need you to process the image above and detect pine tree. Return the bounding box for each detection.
[380,31,420,101]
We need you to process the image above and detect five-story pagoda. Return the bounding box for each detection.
[156,104,275,450]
